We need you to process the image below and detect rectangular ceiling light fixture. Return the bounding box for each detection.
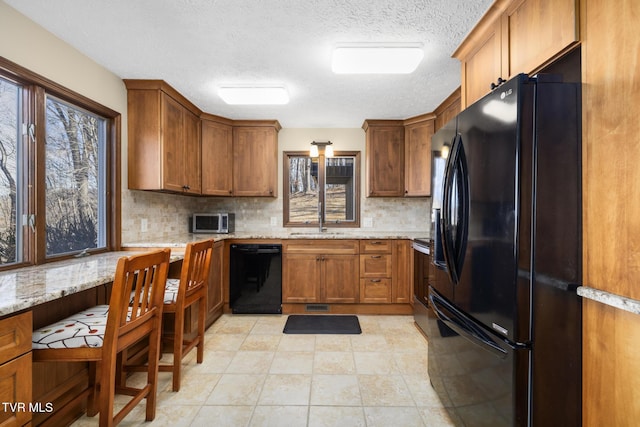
[332,43,424,74]
[218,86,289,105]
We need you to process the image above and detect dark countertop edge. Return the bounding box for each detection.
[577,286,640,315]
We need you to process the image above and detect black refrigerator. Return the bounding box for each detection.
[426,74,582,426]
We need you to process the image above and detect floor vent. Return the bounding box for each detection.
[305,304,329,312]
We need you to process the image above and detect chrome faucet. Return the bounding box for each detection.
[318,201,326,232]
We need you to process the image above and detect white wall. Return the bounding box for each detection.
[1,3,430,244]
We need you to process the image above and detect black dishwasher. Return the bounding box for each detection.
[229,244,282,314]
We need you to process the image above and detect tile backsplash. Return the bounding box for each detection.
[122,189,430,243]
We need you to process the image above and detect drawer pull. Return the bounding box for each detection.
[371,241,383,245]
[369,279,382,283]
[371,255,382,259]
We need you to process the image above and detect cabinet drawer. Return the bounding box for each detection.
[283,240,359,255]
[0,352,32,427]
[360,278,392,303]
[0,311,32,363]
[359,240,392,254]
[360,254,392,277]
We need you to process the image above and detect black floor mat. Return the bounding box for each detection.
[283,314,362,334]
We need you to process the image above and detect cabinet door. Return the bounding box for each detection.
[392,240,412,304]
[365,124,405,196]
[505,0,578,78]
[0,353,32,427]
[161,93,187,192]
[233,127,278,197]
[360,278,392,303]
[459,19,504,108]
[360,254,392,278]
[282,254,321,303]
[201,119,233,196]
[183,109,201,194]
[206,241,224,326]
[323,255,359,303]
[404,119,434,197]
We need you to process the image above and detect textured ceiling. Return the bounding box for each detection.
[4,0,492,128]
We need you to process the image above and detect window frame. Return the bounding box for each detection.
[283,150,360,229]
[0,57,121,270]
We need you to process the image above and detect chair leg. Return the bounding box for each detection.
[98,358,116,427]
[86,361,99,417]
[146,317,162,422]
[172,309,185,392]
[197,296,206,364]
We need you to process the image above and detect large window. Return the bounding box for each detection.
[284,151,360,228]
[45,96,107,256]
[0,58,119,268]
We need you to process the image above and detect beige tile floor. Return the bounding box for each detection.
[71,314,455,427]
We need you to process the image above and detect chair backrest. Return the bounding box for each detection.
[176,239,214,304]
[105,249,171,354]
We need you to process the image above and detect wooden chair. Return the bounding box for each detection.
[159,239,213,391]
[32,249,171,427]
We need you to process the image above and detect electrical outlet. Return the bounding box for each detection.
[363,217,373,228]
[141,218,148,232]
[270,217,278,227]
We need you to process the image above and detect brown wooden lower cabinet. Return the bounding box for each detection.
[206,240,224,327]
[282,253,359,304]
[583,299,640,425]
[0,311,32,427]
[282,240,360,304]
[282,239,413,311]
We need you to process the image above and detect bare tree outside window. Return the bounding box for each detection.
[45,97,106,256]
[0,78,19,264]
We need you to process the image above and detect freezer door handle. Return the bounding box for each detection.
[429,287,509,358]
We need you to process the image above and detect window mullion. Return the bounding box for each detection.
[32,85,47,264]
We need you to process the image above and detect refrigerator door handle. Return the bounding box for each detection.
[441,134,469,285]
[429,287,509,358]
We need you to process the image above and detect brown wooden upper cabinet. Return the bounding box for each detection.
[454,0,579,108]
[404,114,435,197]
[232,121,281,197]
[363,120,405,197]
[125,80,201,194]
[200,118,280,197]
[363,117,436,198]
[201,114,234,196]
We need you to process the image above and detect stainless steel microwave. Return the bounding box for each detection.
[190,213,235,234]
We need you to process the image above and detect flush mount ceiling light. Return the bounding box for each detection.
[331,43,424,74]
[218,86,289,105]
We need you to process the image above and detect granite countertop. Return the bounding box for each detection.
[577,286,640,315]
[0,250,184,317]
[122,231,430,248]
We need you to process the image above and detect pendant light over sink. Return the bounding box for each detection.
[310,140,333,158]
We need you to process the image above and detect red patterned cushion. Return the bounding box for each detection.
[164,278,180,304]
[32,305,109,349]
